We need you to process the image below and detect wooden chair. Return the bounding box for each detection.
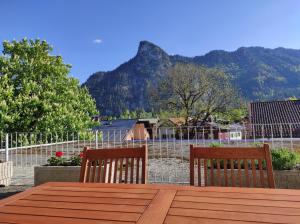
[80,145,148,184]
[190,144,275,188]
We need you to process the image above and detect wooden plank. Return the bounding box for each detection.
[34,190,155,199]
[172,201,300,216]
[137,190,176,224]
[165,215,266,224]
[175,195,300,208]
[10,200,145,213]
[26,195,150,206]
[0,185,47,207]
[0,206,140,222]
[46,186,157,194]
[41,183,300,195]
[168,207,300,224]
[176,190,300,201]
[0,213,133,224]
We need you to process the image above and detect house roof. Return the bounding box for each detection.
[249,100,300,124]
[93,119,138,141]
[169,117,186,126]
[138,118,159,124]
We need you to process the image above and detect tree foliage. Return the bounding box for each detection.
[0,39,98,132]
[151,63,239,125]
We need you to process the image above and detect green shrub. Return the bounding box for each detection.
[271,148,300,170]
[209,142,223,147]
[251,142,263,147]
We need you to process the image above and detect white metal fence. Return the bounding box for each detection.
[1,124,300,185]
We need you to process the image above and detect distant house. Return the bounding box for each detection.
[157,117,186,139]
[249,100,300,138]
[94,119,150,142]
[138,118,159,139]
[218,124,244,141]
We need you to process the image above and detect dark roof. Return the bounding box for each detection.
[93,119,137,141]
[250,100,300,124]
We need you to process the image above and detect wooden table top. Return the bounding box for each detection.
[0,182,300,224]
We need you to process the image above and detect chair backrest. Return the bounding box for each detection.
[190,144,275,188]
[80,145,147,184]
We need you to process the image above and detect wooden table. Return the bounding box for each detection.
[0,182,300,224]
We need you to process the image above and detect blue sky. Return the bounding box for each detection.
[1,0,300,83]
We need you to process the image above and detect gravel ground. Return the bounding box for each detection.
[0,185,32,200]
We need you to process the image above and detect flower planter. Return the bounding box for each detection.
[0,161,13,186]
[34,166,81,186]
[34,162,115,186]
[274,170,300,189]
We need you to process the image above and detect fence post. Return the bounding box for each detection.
[5,133,9,162]
[95,130,99,148]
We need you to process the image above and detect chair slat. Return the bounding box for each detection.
[217,159,221,186]
[197,158,201,186]
[119,158,123,183]
[125,158,129,183]
[238,159,242,187]
[102,158,107,183]
[91,160,97,183]
[251,159,257,187]
[230,159,235,187]
[204,159,207,186]
[224,159,228,187]
[210,159,214,186]
[108,158,113,183]
[96,159,102,182]
[113,158,118,183]
[130,157,134,184]
[258,159,264,188]
[86,161,92,183]
[244,159,250,187]
[136,157,140,184]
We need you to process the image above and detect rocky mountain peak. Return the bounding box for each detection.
[136,40,169,60]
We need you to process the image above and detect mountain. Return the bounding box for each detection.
[83,41,300,116]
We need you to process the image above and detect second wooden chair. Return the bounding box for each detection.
[190,144,275,188]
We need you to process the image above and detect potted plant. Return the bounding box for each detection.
[34,151,84,186]
[34,150,114,186]
[0,159,13,186]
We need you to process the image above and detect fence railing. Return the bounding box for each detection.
[1,124,300,184]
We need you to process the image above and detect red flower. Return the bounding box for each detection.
[79,152,84,158]
[55,151,64,157]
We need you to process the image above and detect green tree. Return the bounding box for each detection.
[0,39,98,132]
[152,63,238,125]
